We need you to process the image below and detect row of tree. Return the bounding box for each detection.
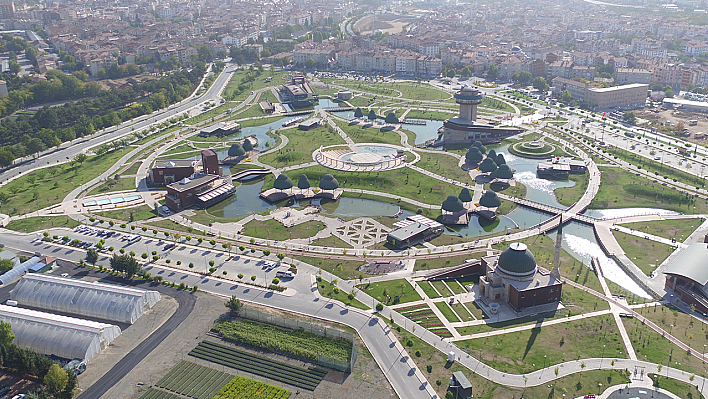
[0,65,206,165]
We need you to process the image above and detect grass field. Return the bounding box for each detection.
[295,255,368,280]
[456,314,624,374]
[555,173,590,207]
[434,301,460,323]
[414,152,474,185]
[648,373,705,399]
[431,280,453,297]
[414,253,479,271]
[591,166,707,214]
[395,304,450,336]
[5,215,80,233]
[100,205,158,223]
[240,219,325,241]
[612,230,676,276]
[262,164,460,206]
[419,281,441,298]
[357,278,422,305]
[147,361,233,399]
[0,147,132,216]
[404,109,456,121]
[317,278,369,310]
[620,218,704,242]
[333,119,403,146]
[259,124,345,167]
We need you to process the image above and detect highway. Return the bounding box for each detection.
[0,62,239,186]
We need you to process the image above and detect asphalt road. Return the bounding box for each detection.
[606,386,672,399]
[45,260,198,399]
[0,62,238,185]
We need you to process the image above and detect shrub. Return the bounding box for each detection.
[272,277,280,285]
[152,229,158,235]
[209,260,215,266]
[192,285,198,291]
[179,282,186,289]
[120,223,126,228]
[119,248,125,254]
[237,273,243,279]
[131,225,136,230]
[251,275,257,281]
[209,240,216,246]
[189,262,194,268]
[109,221,115,226]
[152,255,158,261]
[165,259,171,264]
[142,226,147,232]
[209,267,216,274]
[426,365,432,373]
[89,217,95,222]
[436,379,442,386]
[141,253,148,259]
[376,303,384,312]
[222,270,228,275]
[98,219,104,224]
[415,350,421,357]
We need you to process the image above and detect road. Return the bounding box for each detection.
[0,62,240,186]
[0,232,436,399]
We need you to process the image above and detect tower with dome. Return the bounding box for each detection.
[435,86,523,148]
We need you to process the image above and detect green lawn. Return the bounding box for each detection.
[456,314,624,374]
[414,253,480,271]
[648,373,705,399]
[461,300,486,320]
[317,278,369,310]
[612,230,676,276]
[262,164,460,206]
[235,116,283,128]
[383,314,630,399]
[404,110,455,121]
[556,173,590,207]
[624,315,707,377]
[414,153,474,185]
[0,147,132,216]
[418,281,441,299]
[87,175,137,196]
[295,256,368,281]
[99,205,158,223]
[447,279,467,294]
[357,278,422,305]
[240,219,325,241]
[431,280,453,297]
[333,119,403,146]
[620,218,704,241]
[5,215,80,233]
[258,124,345,168]
[434,301,460,323]
[451,302,474,321]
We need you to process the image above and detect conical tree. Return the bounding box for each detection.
[492,164,513,179]
[385,112,399,124]
[479,157,498,173]
[459,188,473,202]
[273,174,293,191]
[368,109,377,121]
[242,138,254,152]
[479,190,501,208]
[442,195,465,213]
[487,149,497,160]
[472,140,486,154]
[496,153,506,165]
[354,107,364,118]
[466,146,483,162]
[228,143,245,157]
[297,174,311,189]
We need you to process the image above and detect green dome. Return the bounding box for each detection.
[497,243,537,278]
[472,141,486,154]
[459,188,473,202]
[479,190,501,208]
[442,194,465,212]
[466,147,483,162]
[479,157,498,173]
[297,174,311,189]
[496,153,506,165]
[492,164,513,179]
[274,174,293,190]
[228,143,245,157]
[242,138,254,152]
[487,149,497,160]
[319,174,339,190]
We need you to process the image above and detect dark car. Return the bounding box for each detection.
[164,243,176,251]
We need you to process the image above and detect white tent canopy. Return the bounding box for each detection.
[0,305,121,361]
[10,274,161,324]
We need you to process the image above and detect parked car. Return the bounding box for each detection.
[276,271,295,279]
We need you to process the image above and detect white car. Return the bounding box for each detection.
[61,273,69,277]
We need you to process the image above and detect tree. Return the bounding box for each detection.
[0,258,13,273]
[225,295,243,315]
[304,58,316,69]
[85,248,98,266]
[664,87,674,98]
[0,320,14,348]
[532,77,549,92]
[623,111,637,125]
[44,363,69,396]
[487,63,498,80]
[561,89,573,104]
[109,253,141,279]
[514,71,532,84]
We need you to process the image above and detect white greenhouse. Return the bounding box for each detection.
[0,305,121,361]
[10,274,161,324]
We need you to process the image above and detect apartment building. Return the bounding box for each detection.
[614,68,653,85]
[683,42,708,56]
[552,77,648,109]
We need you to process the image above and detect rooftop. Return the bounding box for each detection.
[168,173,219,192]
[153,159,197,169]
[588,83,649,93]
[664,242,708,285]
[388,222,430,242]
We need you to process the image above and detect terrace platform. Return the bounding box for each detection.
[259,188,343,203]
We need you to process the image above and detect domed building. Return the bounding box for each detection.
[479,242,562,311]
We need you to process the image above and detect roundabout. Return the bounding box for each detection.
[509,140,556,158]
